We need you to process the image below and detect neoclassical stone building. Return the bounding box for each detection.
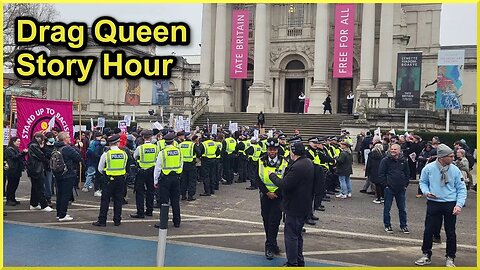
[199,3,476,114]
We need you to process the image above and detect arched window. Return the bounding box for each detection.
[285,60,305,70]
[287,4,304,36]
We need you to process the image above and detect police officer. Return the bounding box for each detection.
[93,135,128,227]
[253,138,288,260]
[154,132,183,228]
[199,133,219,196]
[305,137,323,225]
[131,130,158,219]
[222,131,237,185]
[277,134,289,158]
[315,137,335,208]
[178,131,199,201]
[235,134,249,183]
[259,134,268,157]
[245,138,262,190]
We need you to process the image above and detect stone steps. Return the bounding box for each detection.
[194,112,354,139]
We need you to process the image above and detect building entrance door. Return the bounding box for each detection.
[284,78,304,113]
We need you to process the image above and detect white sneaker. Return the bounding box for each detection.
[94,190,102,197]
[42,206,54,212]
[347,193,352,198]
[30,205,41,210]
[373,199,382,204]
[57,214,71,220]
[446,257,455,267]
[415,254,432,266]
[335,194,347,199]
[58,215,74,222]
[81,187,89,192]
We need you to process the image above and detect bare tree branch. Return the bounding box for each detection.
[3,3,59,70]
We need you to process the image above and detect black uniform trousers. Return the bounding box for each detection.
[313,166,326,209]
[181,162,197,198]
[247,160,258,188]
[158,173,181,225]
[421,201,457,259]
[260,193,282,251]
[216,158,223,186]
[213,159,221,190]
[56,176,74,218]
[284,214,307,266]
[223,153,234,183]
[201,158,216,195]
[98,175,125,224]
[134,167,155,216]
[29,174,48,209]
[236,155,248,183]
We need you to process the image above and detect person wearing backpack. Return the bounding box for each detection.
[27,132,53,212]
[83,131,102,192]
[52,132,82,221]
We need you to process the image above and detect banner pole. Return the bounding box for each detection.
[404,109,408,132]
[446,110,450,133]
[78,101,83,191]
[9,96,15,141]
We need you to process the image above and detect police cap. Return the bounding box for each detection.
[308,136,318,143]
[141,129,153,138]
[265,138,280,148]
[278,134,287,140]
[164,132,176,143]
[107,134,120,144]
[287,136,302,144]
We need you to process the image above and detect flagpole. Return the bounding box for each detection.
[8,96,15,141]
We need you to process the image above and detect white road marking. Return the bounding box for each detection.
[7,200,477,251]
[303,247,398,255]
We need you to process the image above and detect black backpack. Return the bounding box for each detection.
[465,152,475,171]
[50,146,67,175]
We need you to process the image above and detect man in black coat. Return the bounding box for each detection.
[269,142,314,267]
[54,132,82,221]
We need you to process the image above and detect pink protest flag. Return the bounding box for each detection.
[15,97,74,150]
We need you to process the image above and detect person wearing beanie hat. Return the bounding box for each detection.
[153,131,184,228]
[93,133,129,227]
[378,144,411,234]
[416,143,467,267]
[268,141,314,266]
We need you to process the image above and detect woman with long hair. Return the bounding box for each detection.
[5,137,27,206]
[366,143,386,204]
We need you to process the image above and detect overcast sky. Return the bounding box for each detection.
[53,3,476,55]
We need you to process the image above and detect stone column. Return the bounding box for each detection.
[208,4,229,112]
[199,4,214,90]
[247,4,269,113]
[355,4,376,114]
[375,4,394,100]
[212,3,227,89]
[309,4,330,114]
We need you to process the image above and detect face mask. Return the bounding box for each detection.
[48,138,55,143]
[101,141,107,146]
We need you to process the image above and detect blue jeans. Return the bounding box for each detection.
[383,186,407,228]
[44,171,53,199]
[338,175,352,195]
[84,166,96,188]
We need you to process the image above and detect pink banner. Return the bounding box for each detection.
[230,9,249,79]
[304,98,310,113]
[333,4,355,78]
[16,97,74,150]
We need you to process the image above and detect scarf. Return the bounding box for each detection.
[436,160,450,185]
